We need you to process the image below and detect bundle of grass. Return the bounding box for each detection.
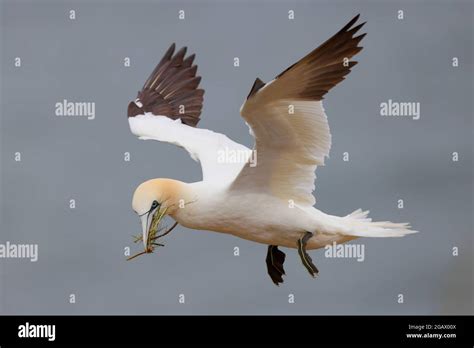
[127,207,178,261]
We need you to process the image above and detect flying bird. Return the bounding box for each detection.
[127,15,416,285]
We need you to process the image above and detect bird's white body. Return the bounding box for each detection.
[173,181,356,249]
[130,114,415,251]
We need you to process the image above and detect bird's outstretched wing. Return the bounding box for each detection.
[230,15,366,206]
[128,43,250,183]
[127,43,204,126]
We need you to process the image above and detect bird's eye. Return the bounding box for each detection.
[151,200,159,208]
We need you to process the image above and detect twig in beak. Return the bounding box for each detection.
[155,221,178,239]
[128,208,180,261]
[126,250,149,261]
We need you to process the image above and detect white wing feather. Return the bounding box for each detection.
[231,87,331,206]
[129,114,250,184]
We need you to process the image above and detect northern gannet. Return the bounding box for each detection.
[127,14,416,285]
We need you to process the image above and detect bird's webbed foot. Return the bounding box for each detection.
[265,245,286,286]
[297,231,319,277]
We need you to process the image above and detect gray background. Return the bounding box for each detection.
[0,0,472,315]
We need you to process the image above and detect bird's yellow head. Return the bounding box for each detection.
[132,178,184,251]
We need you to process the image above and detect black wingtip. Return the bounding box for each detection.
[175,46,187,57]
[341,14,362,33]
[354,32,367,42]
[183,53,196,67]
[246,77,266,99]
[157,43,176,65]
[349,21,366,36]
[167,43,176,56]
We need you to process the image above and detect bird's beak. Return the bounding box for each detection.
[140,214,151,251]
[140,208,165,252]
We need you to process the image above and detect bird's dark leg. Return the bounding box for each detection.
[265,245,286,286]
[297,232,319,277]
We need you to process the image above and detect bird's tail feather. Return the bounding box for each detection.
[341,209,417,237]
